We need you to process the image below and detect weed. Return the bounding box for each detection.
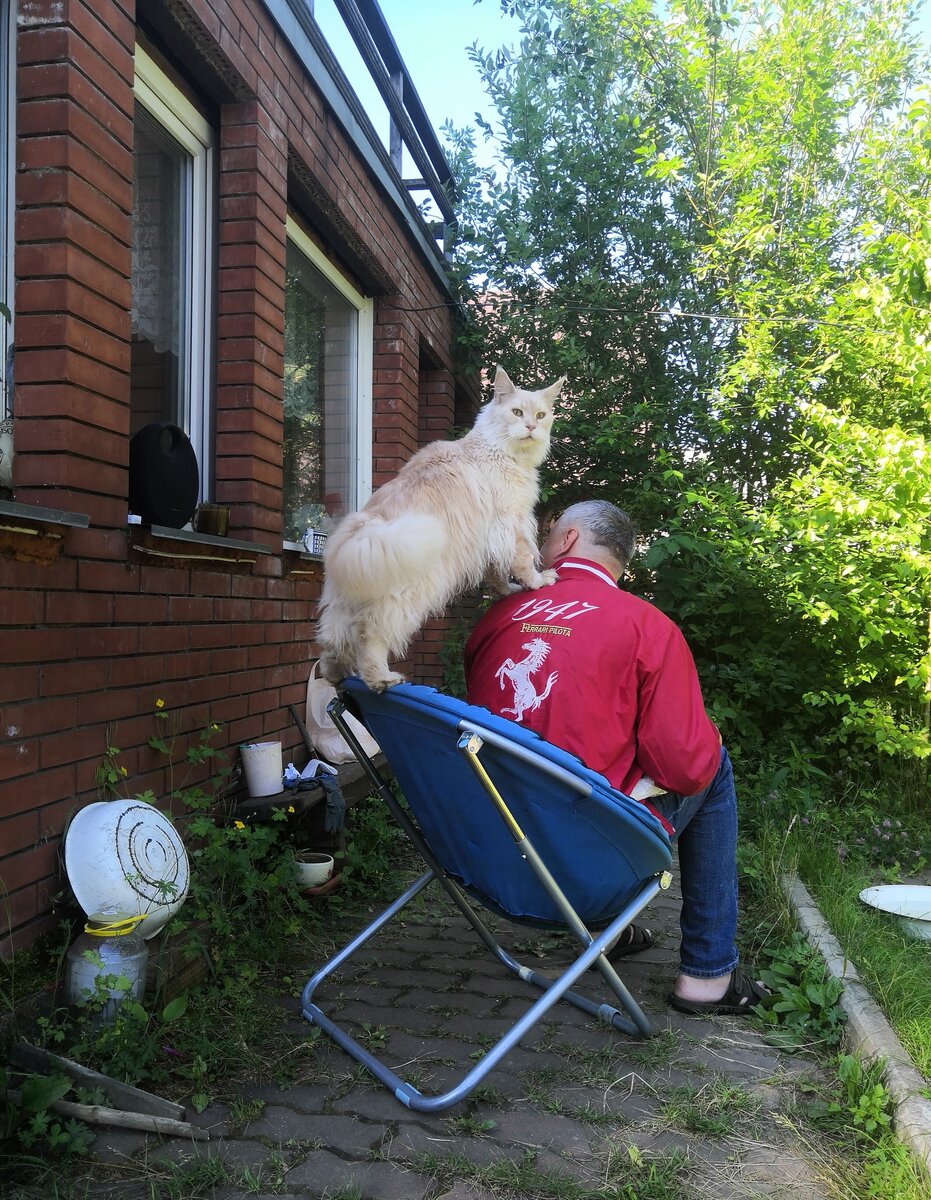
[469,1082,507,1107]
[754,932,847,1050]
[227,1095,266,1134]
[660,1079,761,1137]
[444,1112,497,1136]
[358,1022,388,1050]
[805,1054,893,1142]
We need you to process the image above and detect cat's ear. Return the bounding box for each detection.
[542,376,567,404]
[493,366,516,403]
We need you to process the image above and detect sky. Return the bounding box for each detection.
[316,0,931,163]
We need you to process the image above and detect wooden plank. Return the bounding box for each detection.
[9,1043,185,1120]
[8,1090,207,1140]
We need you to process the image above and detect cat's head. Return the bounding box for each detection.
[476,366,565,464]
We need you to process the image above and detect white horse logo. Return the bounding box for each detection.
[495,638,558,722]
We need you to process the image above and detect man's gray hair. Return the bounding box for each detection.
[559,501,637,567]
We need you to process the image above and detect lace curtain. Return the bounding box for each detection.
[131,117,183,356]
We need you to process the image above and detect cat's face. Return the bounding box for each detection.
[484,367,565,459]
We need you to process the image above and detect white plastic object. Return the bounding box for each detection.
[858,884,931,940]
[240,741,284,798]
[64,800,189,939]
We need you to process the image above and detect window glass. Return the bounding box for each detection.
[132,48,214,498]
[284,226,372,543]
[131,108,187,431]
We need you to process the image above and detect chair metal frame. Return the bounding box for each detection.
[300,685,672,1113]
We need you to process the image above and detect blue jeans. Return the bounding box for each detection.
[651,747,739,979]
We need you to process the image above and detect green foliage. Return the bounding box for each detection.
[806,1054,894,1143]
[448,0,931,783]
[755,932,847,1050]
[335,791,410,904]
[1,1068,93,1159]
[98,705,313,975]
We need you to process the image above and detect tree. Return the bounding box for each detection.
[448,0,931,773]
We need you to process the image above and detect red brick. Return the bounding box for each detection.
[0,589,45,625]
[46,590,113,625]
[40,659,108,697]
[0,810,40,855]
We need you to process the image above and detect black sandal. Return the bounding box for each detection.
[605,923,654,961]
[669,967,770,1015]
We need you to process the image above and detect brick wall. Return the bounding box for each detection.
[0,0,479,957]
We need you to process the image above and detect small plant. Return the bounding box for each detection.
[660,1079,760,1137]
[755,933,847,1050]
[806,1054,893,1142]
[444,1112,497,1136]
[835,807,930,878]
[1,1068,94,1158]
[358,1022,388,1050]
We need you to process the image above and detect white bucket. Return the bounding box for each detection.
[240,741,283,798]
[294,851,335,889]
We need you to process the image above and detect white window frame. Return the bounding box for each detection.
[132,45,215,497]
[285,214,373,527]
[1,0,14,419]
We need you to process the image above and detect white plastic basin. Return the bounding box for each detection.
[64,799,190,938]
[858,884,931,941]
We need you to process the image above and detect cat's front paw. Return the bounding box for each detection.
[362,669,406,692]
[528,568,558,589]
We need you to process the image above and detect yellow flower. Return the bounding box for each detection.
[233,820,245,830]
[155,698,165,710]
[287,805,295,814]
[120,766,128,777]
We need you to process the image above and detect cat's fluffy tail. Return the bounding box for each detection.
[323,511,447,603]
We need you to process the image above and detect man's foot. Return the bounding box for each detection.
[670,968,770,1015]
[605,924,654,961]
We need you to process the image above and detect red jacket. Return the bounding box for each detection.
[464,557,720,806]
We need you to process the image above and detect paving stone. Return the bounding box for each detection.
[235,1082,331,1110]
[329,1085,443,1123]
[243,1107,385,1154]
[383,1121,518,1168]
[433,1184,498,1200]
[490,1107,597,1157]
[284,1147,434,1197]
[89,1127,150,1163]
[145,1135,275,1169]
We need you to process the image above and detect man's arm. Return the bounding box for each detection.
[635,623,721,797]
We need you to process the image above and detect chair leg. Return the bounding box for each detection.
[301,871,660,1112]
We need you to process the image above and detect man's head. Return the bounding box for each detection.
[540,501,637,576]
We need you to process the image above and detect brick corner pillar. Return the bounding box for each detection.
[215,99,287,547]
[418,366,455,447]
[13,0,134,527]
[372,298,419,488]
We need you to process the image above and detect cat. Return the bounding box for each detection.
[315,365,565,691]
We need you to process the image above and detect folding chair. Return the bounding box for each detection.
[300,677,673,1112]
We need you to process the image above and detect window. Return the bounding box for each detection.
[131,47,215,497]
[1,0,14,422]
[283,217,373,544]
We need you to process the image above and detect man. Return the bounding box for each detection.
[464,500,766,1014]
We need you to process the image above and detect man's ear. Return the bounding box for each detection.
[493,365,515,403]
[560,524,580,555]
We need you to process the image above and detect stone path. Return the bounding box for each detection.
[84,867,844,1199]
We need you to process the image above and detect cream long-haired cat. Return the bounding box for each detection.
[316,366,565,691]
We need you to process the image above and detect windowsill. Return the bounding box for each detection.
[130,524,274,562]
[283,539,325,560]
[0,499,90,530]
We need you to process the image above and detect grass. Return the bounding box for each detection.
[660,1079,762,1138]
[413,1146,690,1200]
[793,839,931,1081]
